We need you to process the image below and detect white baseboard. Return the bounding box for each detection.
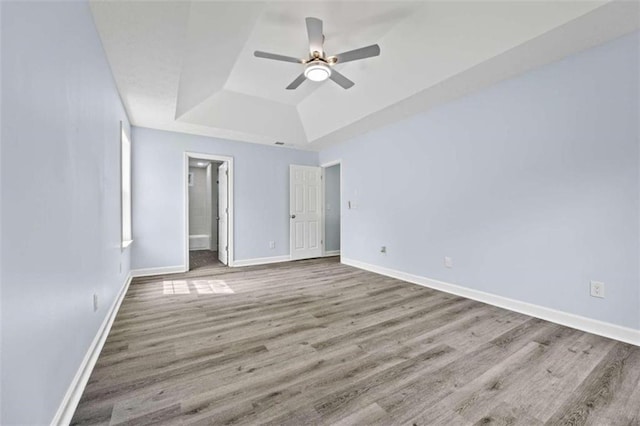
[324,250,341,257]
[342,257,640,347]
[130,265,186,277]
[51,272,133,425]
[233,255,291,267]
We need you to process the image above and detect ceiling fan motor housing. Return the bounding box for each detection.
[304,61,331,82]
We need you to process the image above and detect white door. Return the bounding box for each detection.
[290,165,322,260]
[218,162,228,265]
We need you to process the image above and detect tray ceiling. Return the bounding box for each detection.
[90,0,639,150]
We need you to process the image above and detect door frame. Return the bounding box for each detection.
[320,159,342,257]
[184,152,235,270]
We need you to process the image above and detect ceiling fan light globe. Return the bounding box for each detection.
[304,63,331,82]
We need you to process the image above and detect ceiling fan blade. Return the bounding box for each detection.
[254,51,303,64]
[306,17,324,55]
[333,44,380,64]
[286,73,307,90]
[329,69,355,89]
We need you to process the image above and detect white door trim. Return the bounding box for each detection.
[320,159,342,168]
[217,162,229,266]
[320,159,342,257]
[184,152,235,269]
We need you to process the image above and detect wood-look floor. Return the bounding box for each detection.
[189,250,225,271]
[72,257,640,425]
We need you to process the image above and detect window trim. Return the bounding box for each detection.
[120,122,133,250]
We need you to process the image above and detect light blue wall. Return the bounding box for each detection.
[320,32,640,330]
[1,1,132,424]
[0,0,4,417]
[131,127,318,269]
[325,164,341,252]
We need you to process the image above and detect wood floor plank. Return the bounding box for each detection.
[331,402,392,426]
[375,320,564,422]
[471,402,543,426]
[501,330,616,423]
[311,344,459,424]
[544,341,640,425]
[71,257,640,425]
[178,342,406,424]
[411,325,591,425]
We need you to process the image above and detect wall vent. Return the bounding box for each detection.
[275,141,285,145]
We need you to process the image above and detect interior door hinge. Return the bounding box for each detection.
[226,170,229,176]
[225,246,228,251]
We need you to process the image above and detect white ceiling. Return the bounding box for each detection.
[90,0,639,151]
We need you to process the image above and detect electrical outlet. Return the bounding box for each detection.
[119,262,122,273]
[93,294,99,312]
[590,281,605,298]
[380,246,387,254]
[444,256,453,268]
[269,241,275,249]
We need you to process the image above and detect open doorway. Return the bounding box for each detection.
[322,161,341,258]
[184,152,234,271]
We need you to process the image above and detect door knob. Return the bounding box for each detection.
[290,214,296,219]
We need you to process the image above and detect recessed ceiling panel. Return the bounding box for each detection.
[178,90,307,145]
[175,2,266,119]
[90,0,637,150]
[224,1,421,105]
[297,0,608,142]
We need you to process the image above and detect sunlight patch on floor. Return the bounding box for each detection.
[193,279,235,294]
[163,280,234,295]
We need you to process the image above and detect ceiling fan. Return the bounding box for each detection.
[254,17,381,90]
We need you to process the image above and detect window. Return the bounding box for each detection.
[121,124,133,248]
